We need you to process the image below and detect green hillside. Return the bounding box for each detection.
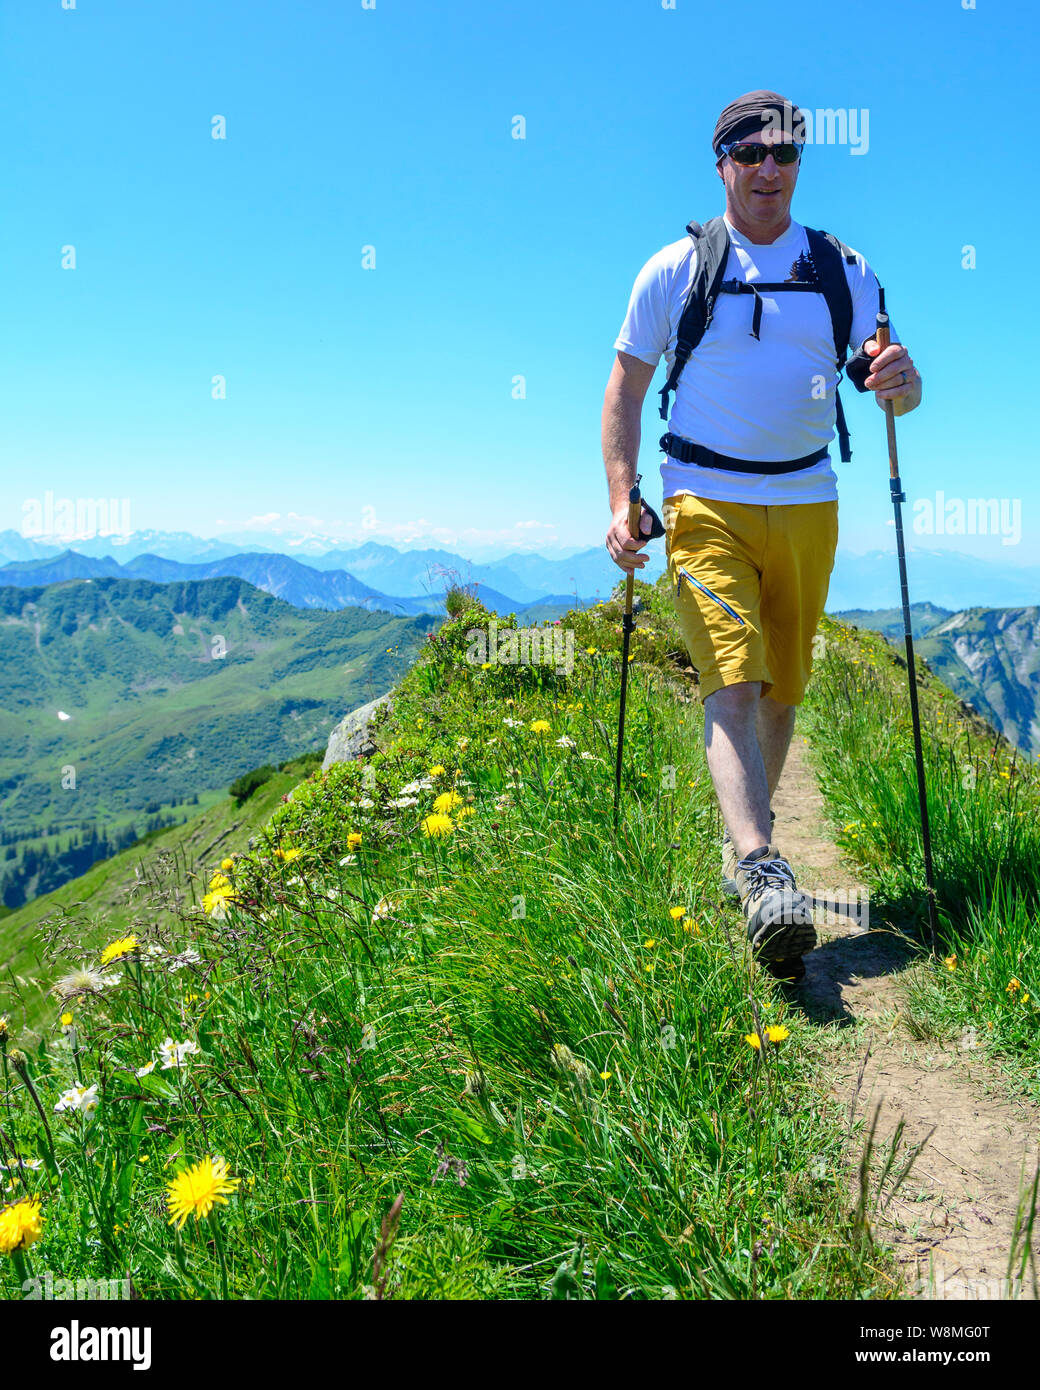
[0,751,323,1031]
[0,577,1035,1300]
[0,575,434,906]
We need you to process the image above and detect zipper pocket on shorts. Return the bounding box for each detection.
[676,565,746,626]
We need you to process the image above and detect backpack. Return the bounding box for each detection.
[656,216,860,462]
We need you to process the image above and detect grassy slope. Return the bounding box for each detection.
[801,614,1040,1077]
[0,576,1034,1300]
[0,585,900,1301]
[0,575,430,840]
[0,754,321,1030]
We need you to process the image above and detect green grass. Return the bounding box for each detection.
[0,584,900,1300]
[801,613,1040,1080]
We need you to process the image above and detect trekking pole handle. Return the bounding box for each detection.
[627,479,643,542]
[875,290,900,479]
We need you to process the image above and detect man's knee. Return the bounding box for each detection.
[704,680,762,726]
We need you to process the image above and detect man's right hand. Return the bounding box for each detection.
[606,505,655,572]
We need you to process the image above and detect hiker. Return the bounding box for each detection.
[601,89,922,981]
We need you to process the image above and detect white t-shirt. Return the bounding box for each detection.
[613,215,896,505]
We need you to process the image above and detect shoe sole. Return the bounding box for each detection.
[748,893,817,961]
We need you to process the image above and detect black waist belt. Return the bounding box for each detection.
[660,433,828,475]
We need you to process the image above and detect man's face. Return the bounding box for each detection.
[716,127,800,237]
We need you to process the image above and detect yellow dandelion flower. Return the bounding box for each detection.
[280,847,303,863]
[345,833,363,850]
[481,661,491,669]
[0,1195,43,1255]
[421,813,454,838]
[60,1012,74,1028]
[166,1155,240,1230]
[433,791,463,813]
[220,857,234,871]
[765,1025,790,1044]
[1023,994,1031,1004]
[429,765,447,777]
[643,938,657,948]
[668,906,686,920]
[529,720,551,735]
[208,870,233,891]
[744,1033,762,1051]
[586,647,599,656]
[944,955,957,972]
[600,1070,612,1080]
[100,935,138,967]
[202,879,239,916]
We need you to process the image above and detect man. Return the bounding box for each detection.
[602,90,922,981]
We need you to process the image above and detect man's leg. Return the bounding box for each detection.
[703,682,772,859]
[756,693,796,801]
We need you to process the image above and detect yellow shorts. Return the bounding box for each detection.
[662,492,839,706]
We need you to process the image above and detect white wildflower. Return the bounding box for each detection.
[158,1037,201,1071]
[54,1083,99,1116]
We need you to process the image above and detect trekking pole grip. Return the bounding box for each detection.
[876,289,900,478]
[624,477,642,602]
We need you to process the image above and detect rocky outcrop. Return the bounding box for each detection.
[919,606,1040,754]
[322,692,394,770]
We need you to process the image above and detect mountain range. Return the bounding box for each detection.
[0,574,434,904]
[3,527,1037,613]
[839,603,1040,755]
[0,546,605,619]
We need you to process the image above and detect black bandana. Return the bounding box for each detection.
[712,90,806,158]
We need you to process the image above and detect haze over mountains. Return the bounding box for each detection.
[3,527,1038,615]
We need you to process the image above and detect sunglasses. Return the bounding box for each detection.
[720,141,802,167]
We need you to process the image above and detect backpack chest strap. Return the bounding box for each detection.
[717,277,825,341]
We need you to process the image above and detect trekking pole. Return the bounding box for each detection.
[875,289,940,956]
[613,474,644,828]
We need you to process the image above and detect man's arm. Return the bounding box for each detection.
[602,350,658,571]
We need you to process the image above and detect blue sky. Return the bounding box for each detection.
[0,0,1034,575]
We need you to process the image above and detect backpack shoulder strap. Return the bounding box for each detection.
[657,216,731,421]
[807,227,857,462]
[806,227,856,363]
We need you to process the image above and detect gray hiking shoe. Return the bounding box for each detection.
[721,811,775,897]
[734,844,817,962]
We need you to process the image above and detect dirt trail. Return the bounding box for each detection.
[772,735,1040,1301]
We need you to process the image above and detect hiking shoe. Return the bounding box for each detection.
[734,845,817,962]
[721,811,775,897]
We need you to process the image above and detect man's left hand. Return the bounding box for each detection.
[860,338,922,416]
